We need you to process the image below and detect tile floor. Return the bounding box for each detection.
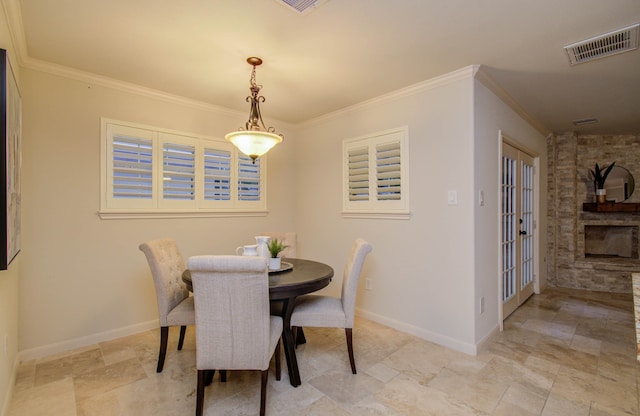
[7,287,640,415]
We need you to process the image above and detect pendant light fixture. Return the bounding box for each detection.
[225,57,283,163]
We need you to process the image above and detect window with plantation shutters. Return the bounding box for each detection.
[348,146,369,201]
[204,147,231,201]
[162,142,195,201]
[342,127,409,218]
[238,156,261,201]
[376,141,401,201]
[100,119,267,218]
[112,135,153,200]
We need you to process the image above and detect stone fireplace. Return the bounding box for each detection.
[548,133,640,293]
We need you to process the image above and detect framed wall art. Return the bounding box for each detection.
[0,49,22,270]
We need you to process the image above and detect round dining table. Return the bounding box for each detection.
[182,257,334,387]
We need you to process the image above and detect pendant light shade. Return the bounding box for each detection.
[225,130,282,160]
[225,57,283,163]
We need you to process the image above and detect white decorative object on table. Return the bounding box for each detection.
[269,257,281,270]
[236,245,258,256]
[267,238,289,270]
[255,236,271,259]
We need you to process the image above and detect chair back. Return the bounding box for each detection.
[139,238,189,326]
[340,238,372,327]
[262,232,297,258]
[188,255,272,370]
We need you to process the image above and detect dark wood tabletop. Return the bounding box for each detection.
[182,257,334,387]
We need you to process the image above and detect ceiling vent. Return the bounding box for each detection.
[573,118,599,126]
[564,23,639,65]
[276,0,328,14]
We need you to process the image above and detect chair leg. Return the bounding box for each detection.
[157,326,169,373]
[292,326,297,348]
[275,339,281,381]
[178,325,187,350]
[204,369,215,386]
[196,370,206,416]
[345,328,356,374]
[219,370,227,382]
[260,369,268,416]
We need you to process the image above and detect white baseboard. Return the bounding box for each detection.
[356,307,480,355]
[18,319,158,362]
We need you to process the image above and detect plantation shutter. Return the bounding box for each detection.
[376,141,401,200]
[112,135,153,199]
[238,155,261,201]
[342,127,409,217]
[204,147,231,201]
[348,147,369,201]
[101,119,268,216]
[162,142,195,200]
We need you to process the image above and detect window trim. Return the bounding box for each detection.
[342,126,410,219]
[99,118,268,219]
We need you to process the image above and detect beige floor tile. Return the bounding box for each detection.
[498,382,548,415]
[73,358,148,402]
[541,391,590,416]
[6,287,639,416]
[8,377,76,416]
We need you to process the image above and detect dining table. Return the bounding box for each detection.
[182,257,334,387]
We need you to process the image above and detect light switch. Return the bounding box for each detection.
[447,190,458,205]
[479,190,485,206]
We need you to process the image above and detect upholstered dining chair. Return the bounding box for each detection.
[188,255,282,416]
[139,238,195,373]
[262,232,297,258]
[290,238,372,374]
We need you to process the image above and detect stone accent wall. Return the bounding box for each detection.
[634,273,640,361]
[547,133,640,293]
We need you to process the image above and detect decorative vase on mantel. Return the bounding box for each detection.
[590,162,616,204]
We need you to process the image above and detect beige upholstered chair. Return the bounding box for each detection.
[188,255,282,416]
[262,232,297,258]
[290,238,372,374]
[139,238,195,373]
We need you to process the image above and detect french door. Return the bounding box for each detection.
[501,142,535,320]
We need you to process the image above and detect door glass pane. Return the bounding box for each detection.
[521,161,534,288]
[501,155,516,302]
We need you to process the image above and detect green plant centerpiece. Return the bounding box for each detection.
[267,238,288,258]
[266,238,289,270]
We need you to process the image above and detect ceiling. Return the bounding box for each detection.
[6,0,640,134]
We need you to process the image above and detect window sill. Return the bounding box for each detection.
[98,209,268,220]
[341,211,411,220]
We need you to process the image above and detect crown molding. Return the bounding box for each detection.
[299,66,478,128]
[23,55,250,116]
[2,0,27,66]
[474,65,550,137]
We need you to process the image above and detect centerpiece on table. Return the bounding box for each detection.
[267,238,289,270]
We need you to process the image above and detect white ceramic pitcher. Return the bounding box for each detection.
[236,244,258,256]
[255,236,271,259]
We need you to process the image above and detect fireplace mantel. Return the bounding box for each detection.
[583,202,640,213]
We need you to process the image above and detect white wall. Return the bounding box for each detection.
[473,76,548,343]
[15,62,548,369]
[294,68,480,352]
[0,2,21,413]
[19,68,297,356]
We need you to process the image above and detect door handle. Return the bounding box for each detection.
[519,230,527,235]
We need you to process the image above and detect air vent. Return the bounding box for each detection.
[573,118,599,126]
[564,23,639,65]
[276,0,328,14]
